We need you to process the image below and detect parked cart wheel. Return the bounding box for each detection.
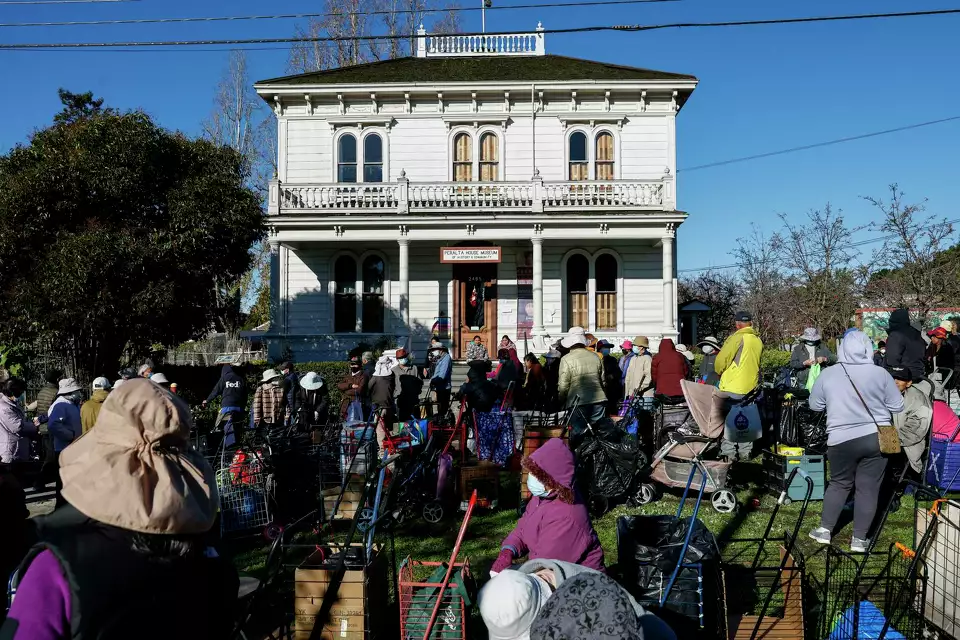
[711,489,737,513]
[356,507,375,533]
[423,500,445,524]
[262,521,283,541]
[632,483,658,506]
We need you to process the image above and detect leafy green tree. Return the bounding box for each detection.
[0,90,265,379]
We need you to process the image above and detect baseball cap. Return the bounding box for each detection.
[735,310,753,322]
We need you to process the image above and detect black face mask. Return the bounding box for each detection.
[350,365,360,372]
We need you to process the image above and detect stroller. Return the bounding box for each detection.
[635,380,740,513]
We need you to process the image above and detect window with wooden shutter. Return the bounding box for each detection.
[334,255,358,332]
[596,132,614,180]
[479,132,499,181]
[595,253,618,330]
[453,133,473,182]
[568,131,588,181]
[567,254,589,329]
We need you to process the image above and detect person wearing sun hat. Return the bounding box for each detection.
[790,327,836,389]
[252,369,285,429]
[296,371,330,429]
[47,379,84,497]
[624,336,654,405]
[80,377,112,435]
[696,336,722,386]
[1,379,238,639]
[557,328,611,447]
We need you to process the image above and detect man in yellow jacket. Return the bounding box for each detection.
[80,377,112,434]
[715,311,764,396]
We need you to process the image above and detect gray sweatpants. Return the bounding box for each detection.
[821,433,887,540]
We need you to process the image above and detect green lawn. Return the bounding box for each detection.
[228,459,925,639]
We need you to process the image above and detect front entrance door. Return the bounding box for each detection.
[452,263,498,360]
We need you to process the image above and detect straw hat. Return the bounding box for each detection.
[59,379,218,535]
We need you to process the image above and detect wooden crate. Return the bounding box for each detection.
[322,477,366,521]
[520,426,566,500]
[294,544,387,639]
[459,461,499,510]
[724,548,804,640]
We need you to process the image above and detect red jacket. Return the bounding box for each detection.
[652,338,689,397]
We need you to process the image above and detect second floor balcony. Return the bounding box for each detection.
[267,173,676,217]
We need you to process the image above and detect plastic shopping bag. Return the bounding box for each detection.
[724,401,762,443]
[804,362,821,391]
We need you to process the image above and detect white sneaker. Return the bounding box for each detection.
[808,527,832,544]
[850,537,870,553]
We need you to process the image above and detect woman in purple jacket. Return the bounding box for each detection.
[491,438,605,573]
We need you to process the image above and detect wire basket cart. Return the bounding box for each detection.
[398,559,473,640]
[914,497,960,639]
[216,448,272,536]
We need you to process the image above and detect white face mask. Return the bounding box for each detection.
[526,474,550,498]
[702,345,715,355]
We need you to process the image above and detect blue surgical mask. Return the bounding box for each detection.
[399,358,409,365]
[527,474,549,498]
[632,346,641,355]
[601,348,611,356]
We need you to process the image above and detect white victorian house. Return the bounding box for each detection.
[256,25,697,361]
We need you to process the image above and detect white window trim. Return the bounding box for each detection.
[559,248,623,333]
[332,127,390,184]
[328,250,392,333]
[563,125,621,181]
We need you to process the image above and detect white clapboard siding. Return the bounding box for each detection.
[286,247,330,334]
[388,119,449,181]
[286,120,332,183]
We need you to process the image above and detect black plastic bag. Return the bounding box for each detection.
[576,435,638,498]
[798,406,827,453]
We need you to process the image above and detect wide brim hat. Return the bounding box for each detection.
[149,372,170,385]
[301,372,324,390]
[697,336,721,350]
[59,379,218,535]
[560,326,588,349]
[479,570,551,640]
[57,378,83,395]
[261,369,282,383]
[632,336,650,348]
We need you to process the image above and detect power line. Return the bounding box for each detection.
[679,116,960,173]
[0,0,678,28]
[3,8,960,48]
[678,219,960,274]
[0,0,137,4]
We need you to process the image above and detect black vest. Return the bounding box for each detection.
[7,505,237,640]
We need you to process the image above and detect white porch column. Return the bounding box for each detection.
[661,228,676,332]
[532,237,544,334]
[398,238,411,332]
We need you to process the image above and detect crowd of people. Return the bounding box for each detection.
[3,307,959,638]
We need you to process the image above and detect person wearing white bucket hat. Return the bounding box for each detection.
[80,377,112,435]
[790,327,836,389]
[252,369,285,430]
[557,327,613,448]
[295,372,330,429]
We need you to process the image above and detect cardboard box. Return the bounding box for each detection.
[322,479,366,520]
[460,461,499,510]
[294,544,387,639]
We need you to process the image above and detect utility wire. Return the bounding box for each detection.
[0,0,678,28]
[679,219,960,274]
[3,8,960,48]
[679,116,960,173]
[0,0,137,4]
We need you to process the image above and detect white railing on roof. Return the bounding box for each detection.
[416,24,545,57]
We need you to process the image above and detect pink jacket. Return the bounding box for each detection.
[932,400,960,442]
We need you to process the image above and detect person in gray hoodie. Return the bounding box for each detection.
[478,558,676,640]
[807,329,904,553]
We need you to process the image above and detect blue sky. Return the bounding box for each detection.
[1,0,957,273]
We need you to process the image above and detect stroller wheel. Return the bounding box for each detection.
[262,521,283,541]
[356,507,375,533]
[632,483,658,506]
[712,490,738,513]
[423,500,445,524]
[588,494,609,517]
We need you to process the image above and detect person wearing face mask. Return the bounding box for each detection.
[873,340,887,367]
[338,356,370,419]
[790,327,836,389]
[392,349,423,422]
[624,337,654,406]
[492,438,605,575]
[697,336,722,386]
[519,353,546,411]
[47,378,84,507]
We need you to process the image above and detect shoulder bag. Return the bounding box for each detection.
[839,363,901,454]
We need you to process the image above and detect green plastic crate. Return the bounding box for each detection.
[763,450,825,502]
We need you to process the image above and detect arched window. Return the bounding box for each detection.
[596,132,614,180]
[595,253,618,330]
[362,255,385,333]
[334,255,358,332]
[567,254,589,329]
[568,131,588,181]
[363,134,383,183]
[337,134,357,183]
[479,132,499,181]
[453,133,473,182]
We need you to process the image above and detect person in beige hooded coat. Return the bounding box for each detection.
[624,336,654,401]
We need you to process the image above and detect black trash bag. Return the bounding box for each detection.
[576,435,638,499]
[798,406,827,453]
